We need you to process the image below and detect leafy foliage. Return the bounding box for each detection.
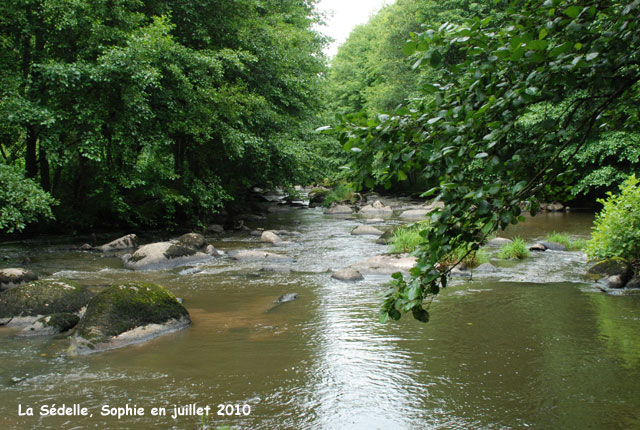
[0,0,329,229]
[0,163,56,233]
[331,0,640,322]
[498,238,530,260]
[586,175,640,261]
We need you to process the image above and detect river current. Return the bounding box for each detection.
[1,207,639,430]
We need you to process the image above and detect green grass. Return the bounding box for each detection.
[498,237,530,260]
[323,184,356,207]
[390,224,424,254]
[545,231,587,251]
[390,223,489,268]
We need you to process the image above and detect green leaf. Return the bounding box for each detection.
[564,6,581,18]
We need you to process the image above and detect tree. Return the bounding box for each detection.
[332,0,640,322]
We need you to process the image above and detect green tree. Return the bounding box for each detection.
[333,0,640,322]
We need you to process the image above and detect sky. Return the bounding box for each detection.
[315,0,394,58]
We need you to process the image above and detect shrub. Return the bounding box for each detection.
[498,237,530,260]
[586,175,640,261]
[323,184,356,207]
[0,164,57,233]
[545,231,587,251]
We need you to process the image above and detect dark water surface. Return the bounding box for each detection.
[1,208,640,430]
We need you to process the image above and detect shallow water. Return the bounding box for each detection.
[2,208,640,430]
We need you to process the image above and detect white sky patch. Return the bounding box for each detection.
[315,0,394,58]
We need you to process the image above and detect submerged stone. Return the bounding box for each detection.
[69,282,190,355]
[0,280,93,326]
[351,225,384,236]
[325,204,353,215]
[331,268,364,282]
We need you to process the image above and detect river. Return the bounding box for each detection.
[1,206,640,429]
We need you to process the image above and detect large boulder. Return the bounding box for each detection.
[0,268,38,291]
[358,200,393,217]
[587,257,634,289]
[97,234,138,252]
[69,282,190,355]
[325,204,354,215]
[0,280,93,326]
[351,225,384,236]
[122,233,209,270]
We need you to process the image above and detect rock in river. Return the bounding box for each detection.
[348,254,416,275]
[231,250,293,262]
[18,313,80,337]
[351,225,384,236]
[97,234,139,252]
[0,268,38,291]
[68,282,190,355]
[122,233,209,271]
[0,280,93,327]
[358,200,393,217]
[331,268,364,282]
[325,204,353,215]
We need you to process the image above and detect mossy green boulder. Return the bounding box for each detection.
[122,233,209,270]
[0,279,93,325]
[69,282,190,355]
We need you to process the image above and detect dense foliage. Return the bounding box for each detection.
[0,163,56,233]
[332,0,640,322]
[586,175,640,261]
[0,0,329,230]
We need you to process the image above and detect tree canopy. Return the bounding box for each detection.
[0,0,329,231]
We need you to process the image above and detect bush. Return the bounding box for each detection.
[586,175,640,261]
[323,184,356,207]
[545,231,587,251]
[498,237,530,260]
[0,164,57,233]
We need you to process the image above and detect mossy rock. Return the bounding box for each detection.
[18,313,80,337]
[0,279,93,322]
[0,268,38,291]
[123,241,209,270]
[164,244,198,259]
[173,233,206,250]
[70,282,190,354]
[587,257,633,282]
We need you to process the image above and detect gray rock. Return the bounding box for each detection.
[529,243,547,252]
[376,227,400,245]
[325,204,354,215]
[358,200,393,217]
[80,243,93,251]
[261,230,283,244]
[68,282,190,355]
[627,277,640,289]
[488,237,513,246]
[123,241,210,271]
[308,188,329,208]
[97,234,138,252]
[587,258,633,283]
[540,241,568,251]
[205,245,222,257]
[276,293,298,303]
[351,225,384,236]
[174,233,206,251]
[546,202,564,211]
[606,275,627,289]
[331,268,364,282]
[0,268,38,291]
[0,279,93,327]
[267,205,291,213]
[364,218,385,224]
[451,267,471,277]
[206,224,225,233]
[18,313,80,337]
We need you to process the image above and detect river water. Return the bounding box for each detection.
[1,207,640,430]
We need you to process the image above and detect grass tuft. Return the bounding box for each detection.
[498,237,530,260]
